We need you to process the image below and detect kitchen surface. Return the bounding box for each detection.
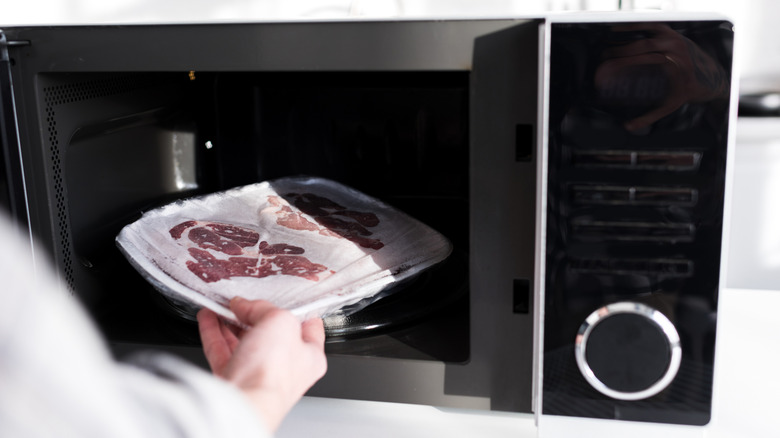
[3,1,780,437]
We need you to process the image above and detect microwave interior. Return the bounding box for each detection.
[57,70,472,361]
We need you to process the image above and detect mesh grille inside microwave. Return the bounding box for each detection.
[42,74,168,292]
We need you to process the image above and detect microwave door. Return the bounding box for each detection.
[0,31,30,229]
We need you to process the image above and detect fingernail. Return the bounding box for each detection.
[230,296,246,306]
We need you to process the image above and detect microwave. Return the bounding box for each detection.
[0,13,736,430]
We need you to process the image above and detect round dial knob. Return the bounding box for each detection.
[574,301,681,401]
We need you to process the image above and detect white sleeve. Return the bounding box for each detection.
[117,351,270,438]
[0,216,269,438]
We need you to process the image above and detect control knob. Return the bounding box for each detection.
[574,301,682,400]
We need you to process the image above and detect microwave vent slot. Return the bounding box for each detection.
[571,185,698,206]
[570,219,695,243]
[572,150,702,171]
[568,257,693,278]
[43,75,157,106]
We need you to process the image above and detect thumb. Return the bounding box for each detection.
[229,297,279,326]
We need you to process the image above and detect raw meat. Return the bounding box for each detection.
[269,194,384,249]
[171,220,331,283]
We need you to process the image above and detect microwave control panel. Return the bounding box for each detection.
[542,19,734,426]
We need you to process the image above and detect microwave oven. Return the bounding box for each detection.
[0,13,735,429]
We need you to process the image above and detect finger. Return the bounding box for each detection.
[218,317,241,352]
[301,318,326,348]
[229,297,280,326]
[197,308,233,374]
[197,307,222,343]
[301,318,328,381]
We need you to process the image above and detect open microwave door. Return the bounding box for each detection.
[0,31,30,231]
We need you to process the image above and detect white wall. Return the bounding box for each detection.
[0,0,759,23]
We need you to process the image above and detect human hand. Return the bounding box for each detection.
[594,23,728,132]
[197,298,327,432]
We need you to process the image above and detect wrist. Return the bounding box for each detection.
[241,386,294,433]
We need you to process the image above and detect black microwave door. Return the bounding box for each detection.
[542,20,734,426]
[0,31,28,227]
